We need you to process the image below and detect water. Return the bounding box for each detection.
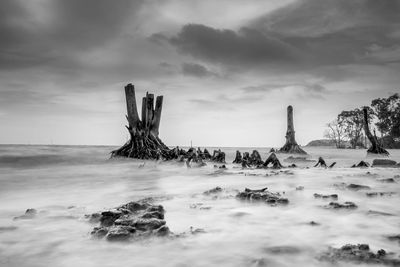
[0,145,399,267]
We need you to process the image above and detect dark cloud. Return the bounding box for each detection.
[163,0,400,72]
[181,62,216,77]
[0,0,142,70]
[169,24,298,66]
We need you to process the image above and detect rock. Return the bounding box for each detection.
[218,165,227,169]
[236,188,289,205]
[309,221,320,226]
[13,208,37,220]
[314,193,338,200]
[347,184,370,191]
[379,178,396,183]
[372,159,397,167]
[88,200,170,242]
[283,156,315,163]
[319,244,400,265]
[295,186,304,191]
[366,192,396,197]
[203,187,223,195]
[326,202,357,209]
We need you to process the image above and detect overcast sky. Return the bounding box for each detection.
[1,0,399,147]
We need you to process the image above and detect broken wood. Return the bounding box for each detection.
[111,84,171,159]
[263,153,283,169]
[363,107,389,155]
[279,105,307,154]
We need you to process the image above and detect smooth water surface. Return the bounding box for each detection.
[0,145,399,267]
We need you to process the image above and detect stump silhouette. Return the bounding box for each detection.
[111,84,170,159]
[363,107,389,155]
[279,105,307,154]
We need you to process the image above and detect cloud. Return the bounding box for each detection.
[181,62,216,77]
[169,24,298,66]
[0,0,142,70]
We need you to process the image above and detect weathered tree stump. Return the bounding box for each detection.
[211,149,226,163]
[233,150,242,164]
[363,107,389,155]
[279,106,307,154]
[249,150,263,165]
[111,84,171,159]
[263,153,283,169]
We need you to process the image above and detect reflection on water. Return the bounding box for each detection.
[0,145,399,267]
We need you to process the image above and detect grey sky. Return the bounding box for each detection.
[1,0,399,146]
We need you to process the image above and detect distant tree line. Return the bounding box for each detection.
[324,93,400,149]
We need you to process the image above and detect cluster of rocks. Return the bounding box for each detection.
[351,159,400,168]
[320,244,400,265]
[236,187,289,205]
[88,200,170,242]
[233,151,283,169]
[366,192,396,197]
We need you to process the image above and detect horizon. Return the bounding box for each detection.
[1,0,399,147]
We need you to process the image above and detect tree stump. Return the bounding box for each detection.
[263,153,283,169]
[233,150,242,164]
[279,105,307,154]
[363,107,389,155]
[111,84,171,159]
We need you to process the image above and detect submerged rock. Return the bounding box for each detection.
[379,178,396,183]
[13,208,37,220]
[347,183,371,191]
[366,192,396,197]
[236,187,289,205]
[319,244,400,265]
[325,201,357,209]
[314,193,338,200]
[351,161,370,168]
[372,159,397,167]
[387,235,400,243]
[203,186,223,195]
[88,200,170,242]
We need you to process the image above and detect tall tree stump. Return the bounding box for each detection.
[279,105,307,154]
[111,84,170,159]
[363,107,389,155]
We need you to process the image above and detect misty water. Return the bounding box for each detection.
[0,145,399,267]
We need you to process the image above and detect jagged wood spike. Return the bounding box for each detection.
[124,84,140,128]
[146,93,154,130]
[141,96,147,128]
[152,95,163,136]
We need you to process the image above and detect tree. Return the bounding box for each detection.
[324,118,346,148]
[338,107,373,149]
[371,93,400,138]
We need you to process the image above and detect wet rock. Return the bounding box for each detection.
[314,193,338,200]
[88,200,170,242]
[203,186,222,195]
[219,165,227,169]
[366,192,396,197]
[347,183,370,191]
[236,187,289,205]
[326,201,357,209]
[319,244,400,265]
[13,208,37,220]
[190,227,206,235]
[372,159,397,167]
[309,221,320,226]
[295,186,304,191]
[379,178,396,183]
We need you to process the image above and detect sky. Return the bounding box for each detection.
[1,0,400,147]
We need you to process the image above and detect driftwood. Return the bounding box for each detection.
[363,107,389,155]
[279,106,307,154]
[111,84,170,159]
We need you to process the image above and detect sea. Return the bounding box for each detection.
[0,144,399,267]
